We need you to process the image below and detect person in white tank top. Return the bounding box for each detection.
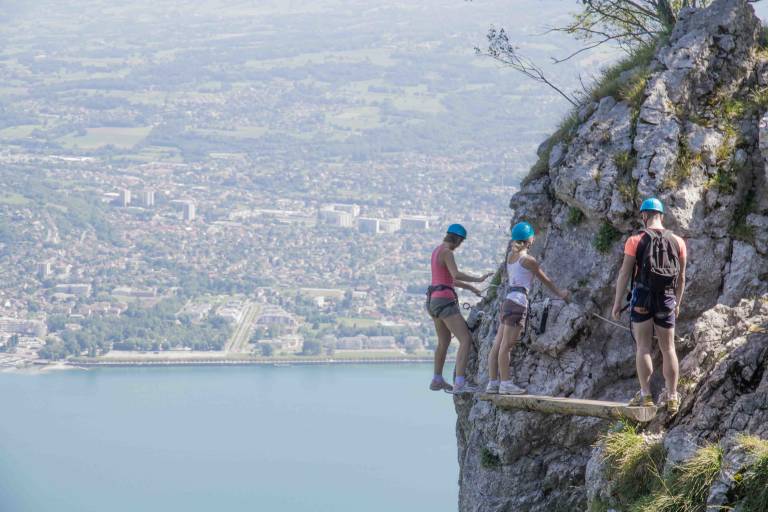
[505,258,534,307]
[486,222,571,395]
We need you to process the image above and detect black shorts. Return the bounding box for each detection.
[630,287,676,328]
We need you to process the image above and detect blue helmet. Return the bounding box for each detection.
[511,221,535,241]
[640,197,664,214]
[446,224,467,239]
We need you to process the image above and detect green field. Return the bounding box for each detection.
[327,106,381,131]
[0,193,30,205]
[194,126,269,140]
[245,47,395,70]
[57,126,153,149]
[0,124,41,139]
[337,317,379,328]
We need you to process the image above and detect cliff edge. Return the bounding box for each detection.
[456,1,768,510]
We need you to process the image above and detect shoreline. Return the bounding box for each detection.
[24,355,455,369]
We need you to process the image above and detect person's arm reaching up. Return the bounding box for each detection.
[521,256,570,302]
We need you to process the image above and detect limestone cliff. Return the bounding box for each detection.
[456,1,768,510]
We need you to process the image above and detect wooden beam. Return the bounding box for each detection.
[479,393,658,423]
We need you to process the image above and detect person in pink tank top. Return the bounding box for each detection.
[427,224,493,393]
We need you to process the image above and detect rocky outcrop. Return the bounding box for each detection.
[456,1,768,510]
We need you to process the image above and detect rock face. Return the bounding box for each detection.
[456,1,768,510]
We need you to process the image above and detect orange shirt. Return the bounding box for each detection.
[624,230,687,260]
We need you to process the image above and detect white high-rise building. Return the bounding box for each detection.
[119,188,131,207]
[183,201,196,222]
[358,217,380,234]
[319,210,354,228]
[37,261,52,279]
[379,218,401,234]
[332,203,360,217]
[400,215,430,231]
[139,189,155,207]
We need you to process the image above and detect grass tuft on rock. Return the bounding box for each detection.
[567,206,585,226]
[599,422,665,505]
[705,167,737,194]
[594,221,622,253]
[733,190,756,243]
[629,442,723,512]
[522,110,579,186]
[589,42,657,103]
[481,447,502,469]
[748,85,768,111]
[617,180,639,206]
[614,150,636,174]
[670,443,723,507]
[719,97,746,122]
[736,434,768,512]
[662,138,701,190]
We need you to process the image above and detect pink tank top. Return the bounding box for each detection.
[430,245,456,299]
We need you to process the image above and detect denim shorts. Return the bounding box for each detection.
[630,286,676,328]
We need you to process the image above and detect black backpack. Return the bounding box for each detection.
[634,229,681,292]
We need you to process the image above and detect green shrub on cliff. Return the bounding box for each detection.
[593,221,622,252]
[735,435,768,511]
[481,447,502,469]
[523,111,579,185]
[567,206,585,226]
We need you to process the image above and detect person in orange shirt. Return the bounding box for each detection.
[611,198,687,413]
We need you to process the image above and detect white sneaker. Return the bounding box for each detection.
[499,381,526,395]
[485,381,500,394]
[450,381,478,394]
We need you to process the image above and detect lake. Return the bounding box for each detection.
[0,364,457,512]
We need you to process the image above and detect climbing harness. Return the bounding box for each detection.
[425,284,458,319]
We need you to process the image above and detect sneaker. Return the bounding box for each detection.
[450,380,478,394]
[485,381,500,394]
[498,381,526,395]
[628,391,654,407]
[658,389,680,414]
[429,379,453,392]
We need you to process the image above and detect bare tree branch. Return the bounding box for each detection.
[477,28,580,107]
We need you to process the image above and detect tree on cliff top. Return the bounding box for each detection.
[477,0,712,106]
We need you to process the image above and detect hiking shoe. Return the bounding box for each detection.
[429,379,453,392]
[485,381,500,394]
[628,391,654,407]
[658,389,680,414]
[666,396,679,414]
[498,381,526,395]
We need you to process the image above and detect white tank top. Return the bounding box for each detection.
[506,258,534,306]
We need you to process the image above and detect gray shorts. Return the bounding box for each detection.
[428,298,460,319]
[500,299,527,326]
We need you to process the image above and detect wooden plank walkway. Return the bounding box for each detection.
[479,393,658,423]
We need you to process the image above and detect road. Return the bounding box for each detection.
[224,302,260,354]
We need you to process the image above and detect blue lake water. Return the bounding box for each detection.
[0,364,457,512]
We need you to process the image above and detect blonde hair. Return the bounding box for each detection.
[510,237,533,255]
[510,240,528,253]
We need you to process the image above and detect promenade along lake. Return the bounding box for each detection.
[0,364,457,512]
